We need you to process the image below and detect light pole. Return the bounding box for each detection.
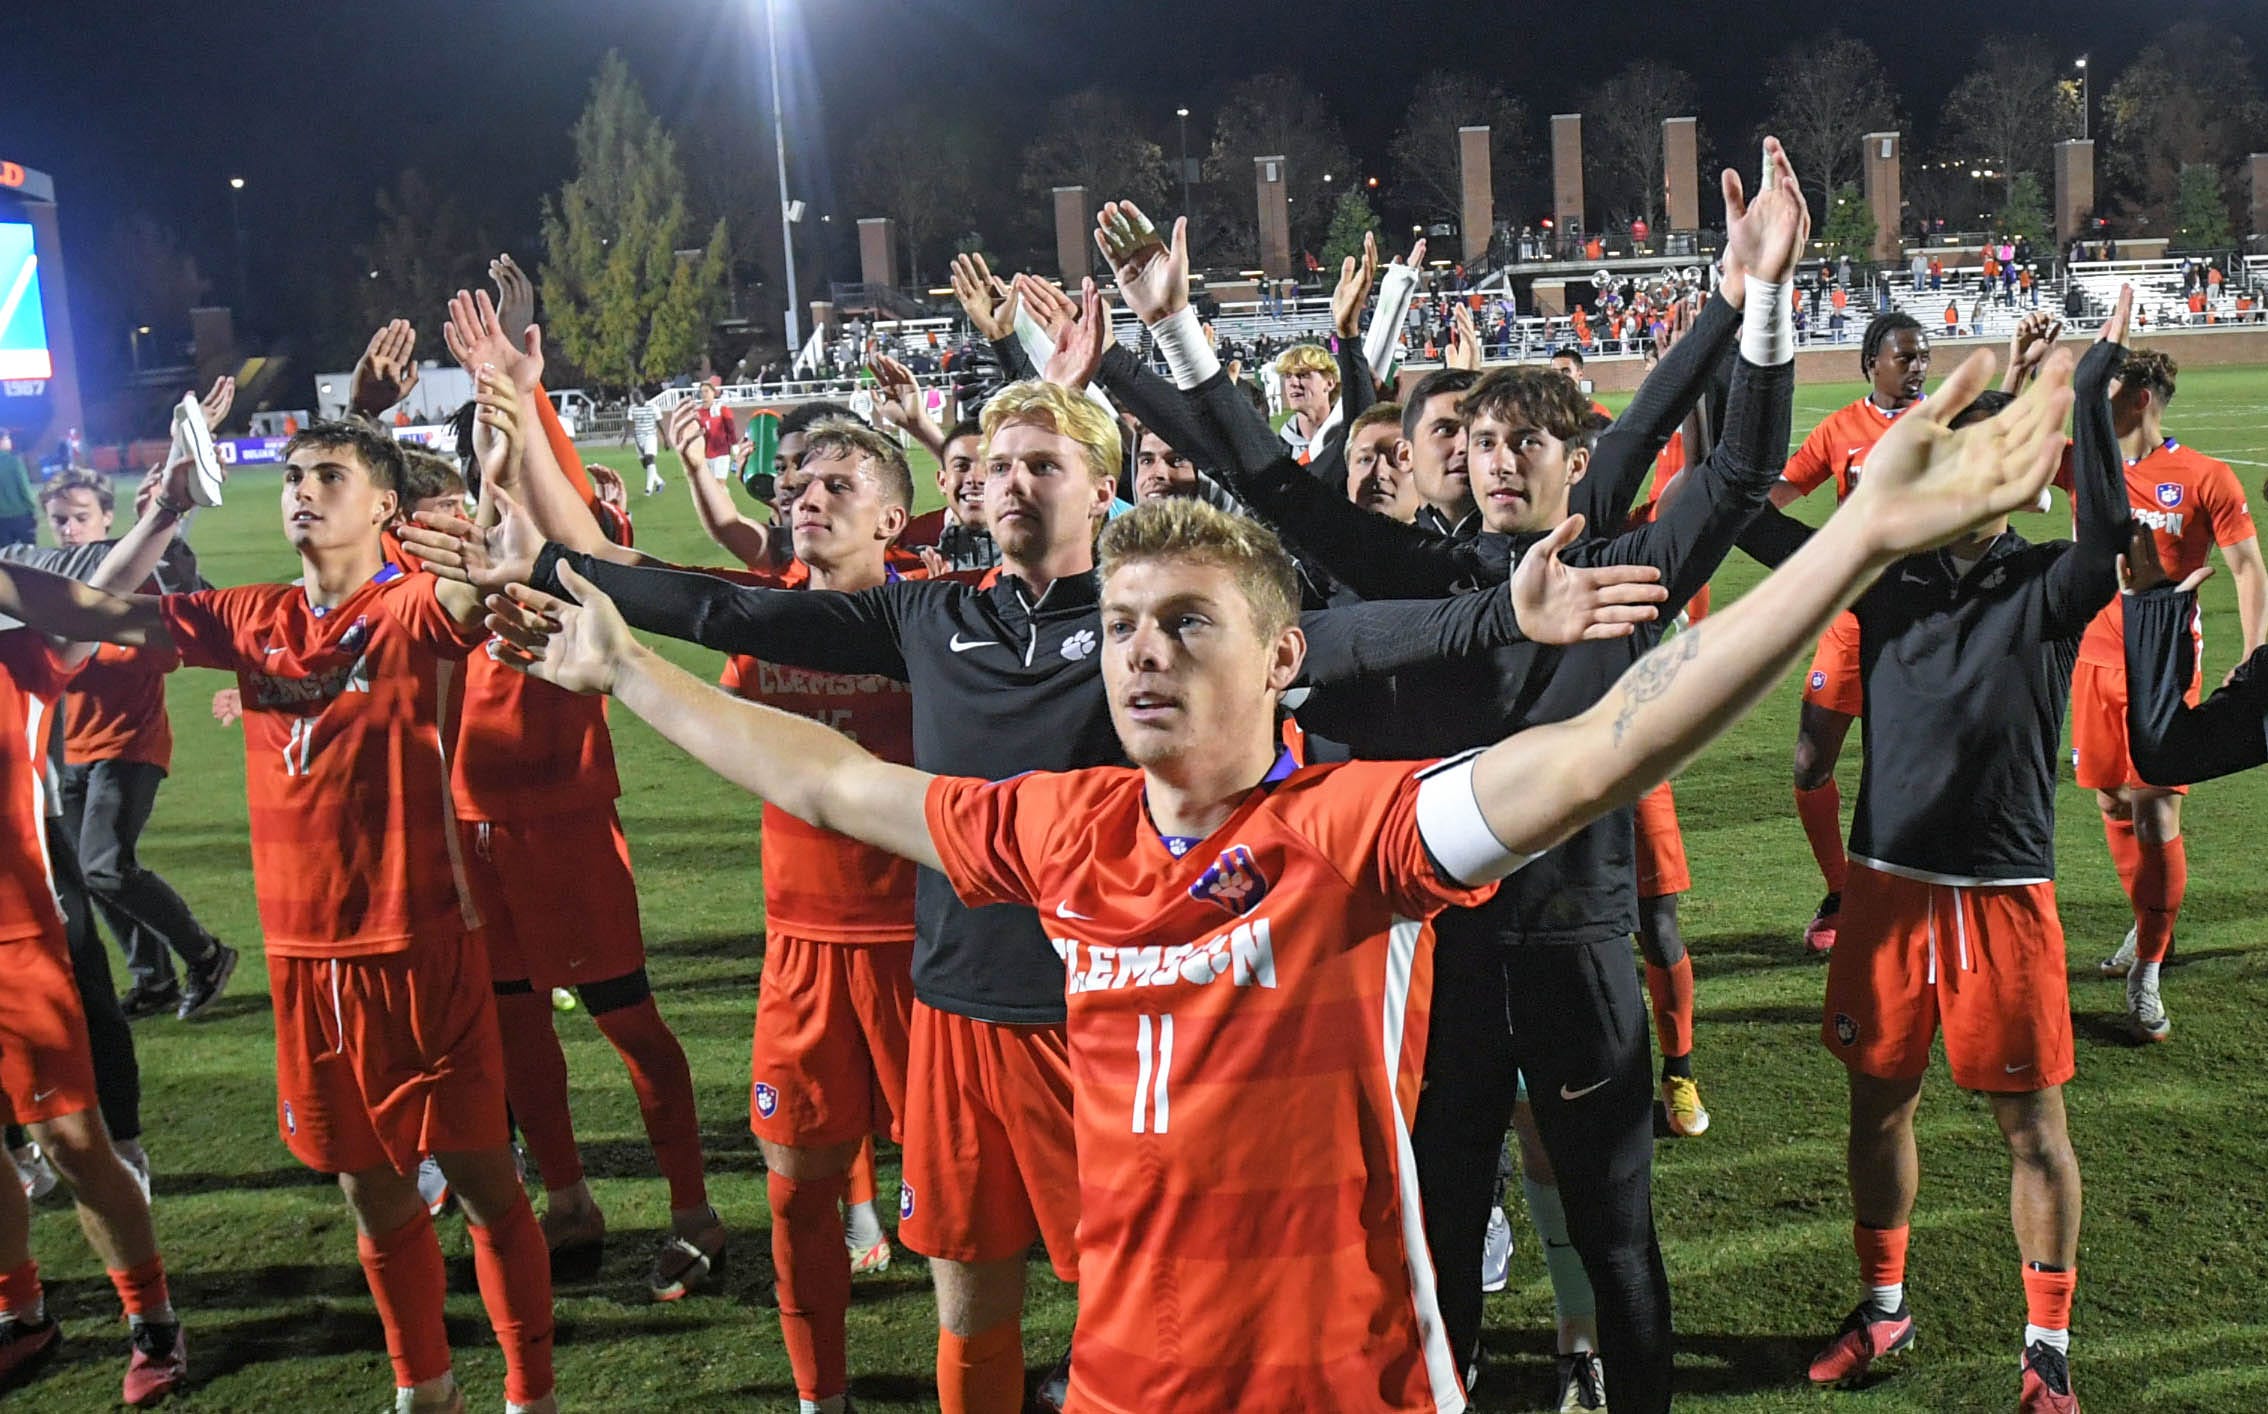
[1176,107,1193,231]
[228,176,248,312]
[2076,57,2089,143]
[766,0,803,365]
[130,325,150,373]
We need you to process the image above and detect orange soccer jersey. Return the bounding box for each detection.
[155,572,486,957]
[0,631,73,943]
[926,757,1498,1414]
[2076,440,2255,668]
[1782,395,1912,502]
[61,641,171,770]
[451,647,620,821]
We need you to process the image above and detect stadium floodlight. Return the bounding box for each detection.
[764,0,802,358]
[2075,56,2090,141]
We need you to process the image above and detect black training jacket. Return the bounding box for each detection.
[2123,585,2268,785]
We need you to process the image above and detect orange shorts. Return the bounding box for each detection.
[1802,611,1865,718]
[2070,658,2196,795]
[897,1002,1079,1281]
[1633,779,1690,899]
[0,927,98,1127]
[272,928,511,1175]
[1822,863,2074,1093]
[465,808,647,989]
[749,932,915,1148]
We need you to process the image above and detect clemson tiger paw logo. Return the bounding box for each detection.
[1190,843,1269,915]
[1060,629,1096,662]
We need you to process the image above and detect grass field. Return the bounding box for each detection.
[19,367,2268,1411]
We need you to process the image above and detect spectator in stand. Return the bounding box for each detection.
[1630,215,1650,250]
[1929,255,1944,291]
[695,381,737,480]
[1945,300,1960,335]
[1910,250,1928,290]
[1572,304,1593,349]
[0,431,36,547]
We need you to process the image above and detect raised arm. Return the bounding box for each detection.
[485,563,941,869]
[1572,292,1740,530]
[673,401,780,569]
[2121,534,2268,783]
[1446,344,2074,877]
[2043,289,2134,635]
[0,563,171,651]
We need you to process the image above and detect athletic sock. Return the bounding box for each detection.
[0,1260,43,1326]
[769,1169,852,1402]
[1643,954,1695,1063]
[356,1208,453,1389]
[845,1199,885,1251]
[2022,1261,2075,1354]
[1795,781,1849,894]
[592,998,708,1213]
[937,1317,1024,1414]
[2132,834,2186,964]
[494,988,583,1192]
[106,1254,173,1326]
[2103,815,2142,920]
[1520,1176,1596,1323]
[1854,1222,1909,1313]
[467,1191,556,1407]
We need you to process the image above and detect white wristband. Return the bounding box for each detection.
[1413,751,1541,887]
[1740,275,1793,366]
[1152,306,1221,389]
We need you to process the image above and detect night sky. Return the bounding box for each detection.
[6,0,2264,390]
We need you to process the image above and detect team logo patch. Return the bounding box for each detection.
[1832,1013,1859,1047]
[282,1101,296,1135]
[1189,844,1269,915]
[1060,628,1096,662]
[1809,670,1828,691]
[337,616,372,655]
[898,1182,916,1220]
[2156,482,2185,509]
[752,1082,779,1119]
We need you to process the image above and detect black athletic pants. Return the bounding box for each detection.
[60,759,218,991]
[1413,931,1671,1413]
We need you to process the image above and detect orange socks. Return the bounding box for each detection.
[1855,1222,1909,1310]
[494,988,583,1192]
[2023,1261,2076,1351]
[1796,782,1848,893]
[106,1254,172,1324]
[357,1210,452,1389]
[0,1260,42,1324]
[592,998,708,1213]
[937,1318,1025,1414]
[770,1170,852,1401]
[467,1194,556,1406]
[2102,815,2141,899]
[1643,955,1694,1060]
[2132,836,2186,965]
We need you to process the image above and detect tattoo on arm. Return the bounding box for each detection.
[1611,628,1702,746]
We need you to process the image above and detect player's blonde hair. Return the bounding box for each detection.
[1097,498,1300,642]
[1272,342,1340,390]
[980,380,1122,485]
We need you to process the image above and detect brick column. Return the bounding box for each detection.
[1862,131,1902,264]
[1551,114,1585,241]
[1458,126,1492,264]
[1662,117,1699,232]
[1052,186,1090,284]
[2054,141,2095,247]
[2251,153,2268,239]
[857,218,898,289]
[1254,155,1292,280]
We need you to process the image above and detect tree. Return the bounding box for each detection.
[355,169,490,339]
[851,111,975,287]
[2000,171,2052,248]
[1760,33,1899,212]
[1583,60,1700,230]
[1938,37,2082,201]
[1019,89,1167,214]
[1386,71,1534,223]
[1205,73,1357,257]
[101,214,208,346]
[1819,183,1877,259]
[2173,164,2235,249]
[2101,24,2268,233]
[540,52,733,389]
[1320,190,1381,272]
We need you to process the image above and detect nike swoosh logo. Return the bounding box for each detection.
[1559,1078,1611,1101]
[2004,1061,2032,1073]
[949,634,998,653]
[1054,902,1093,920]
[30,1088,56,1103]
[264,646,285,655]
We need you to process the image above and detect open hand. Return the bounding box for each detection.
[664,401,706,475]
[1445,303,1482,371]
[349,320,420,418]
[443,288,544,393]
[867,354,924,427]
[1042,278,1111,391]
[950,252,1019,342]
[2118,521,2212,596]
[489,254,537,348]
[1014,274,1080,342]
[1722,137,1805,293]
[470,364,524,493]
[197,376,236,432]
[484,563,636,695]
[1509,515,1669,644]
[1332,230,1378,340]
[1094,201,1187,326]
[399,485,543,591]
[211,688,243,727]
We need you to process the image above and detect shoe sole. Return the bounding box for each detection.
[2098,960,2131,978]
[651,1238,727,1301]
[2129,1021,2171,1044]
[176,950,239,1021]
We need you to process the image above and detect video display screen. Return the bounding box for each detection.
[0,223,54,381]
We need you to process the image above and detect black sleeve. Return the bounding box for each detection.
[990,334,1037,383]
[1573,294,1741,530]
[1292,586,1523,684]
[1735,504,1813,569]
[1094,345,1235,474]
[1578,352,1795,614]
[530,544,911,678]
[2042,340,2130,637]
[1184,371,1487,600]
[2124,585,2268,785]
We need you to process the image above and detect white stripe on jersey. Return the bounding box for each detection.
[1382,915,1467,1413]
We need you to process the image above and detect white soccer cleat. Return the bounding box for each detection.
[11,1142,57,1201]
[172,394,226,508]
[2126,968,2171,1044]
[417,1155,453,1217]
[114,1138,152,1206]
[1480,1204,1514,1293]
[2098,926,2137,979]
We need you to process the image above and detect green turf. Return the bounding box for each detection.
[22,372,2268,1410]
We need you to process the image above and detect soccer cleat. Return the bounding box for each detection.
[1661,1075,1711,1137]
[1031,1347,1071,1412]
[416,1155,453,1218]
[1556,1350,1607,1411]
[2097,926,2137,979]
[2125,968,2171,1044]
[173,392,226,508]
[506,1396,559,1414]
[648,1224,726,1301]
[11,1142,58,1201]
[1804,893,1842,954]
[550,987,577,1014]
[115,1138,153,1206]
[393,1377,467,1413]
[847,1234,892,1276]
[1807,1300,1915,1385]
[2020,1340,2080,1411]
[119,980,182,1023]
[1480,1204,1513,1293]
[122,1320,187,1405]
[0,1317,61,1395]
[175,943,238,1021]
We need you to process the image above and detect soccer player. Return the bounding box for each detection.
[410,298,1669,1409]
[1739,289,2130,1414]
[2067,346,2264,1041]
[2121,525,2268,784]
[695,380,737,480]
[628,386,665,496]
[1552,346,1615,420]
[478,343,2073,1411]
[1771,310,1931,953]
[40,473,235,1023]
[0,416,559,1414]
[1344,403,1421,521]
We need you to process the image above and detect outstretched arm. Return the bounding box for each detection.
[485,563,942,869]
[0,563,171,652]
[2121,531,2268,784]
[2043,288,2133,635]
